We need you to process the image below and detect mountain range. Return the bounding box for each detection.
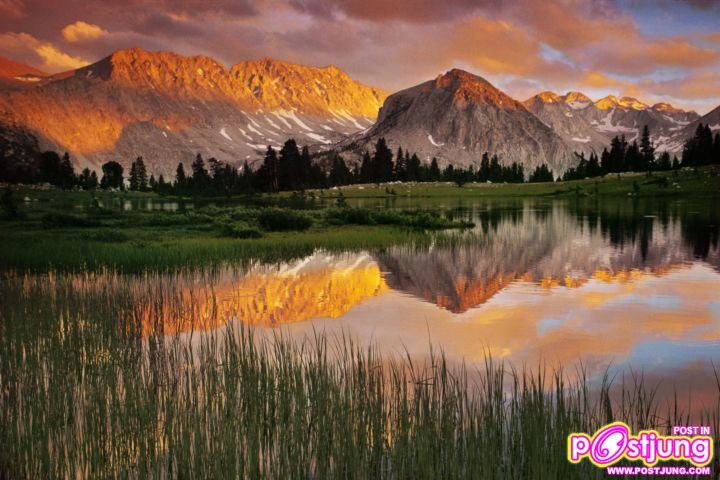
[1,48,718,176]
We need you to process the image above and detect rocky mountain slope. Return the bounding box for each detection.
[0,48,387,175]
[524,91,700,155]
[343,69,575,173]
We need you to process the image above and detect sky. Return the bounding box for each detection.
[0,0,719,114]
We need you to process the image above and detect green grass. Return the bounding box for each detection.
[1,199,478,271]
[1,270,716,479]
[301,167,720,200]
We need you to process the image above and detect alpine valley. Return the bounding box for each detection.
[1,48,718,176]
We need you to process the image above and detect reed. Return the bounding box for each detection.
[1,270,717,479]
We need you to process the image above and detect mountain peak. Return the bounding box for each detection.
[431,69,521,109]
[537,91,562,103]
[595,95,648,110]
[562,91,591,103]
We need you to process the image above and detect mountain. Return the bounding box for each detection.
[343,69,575,173]
[0,56,48,90]
[523,92,609,154]
[0,48,387,175]
[658,104,720,153]
[525,91,700,156]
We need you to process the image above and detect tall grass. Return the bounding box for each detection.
[1,270,718,479]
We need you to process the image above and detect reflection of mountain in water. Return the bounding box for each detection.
[376,202,720,313]
[145,253,387,334]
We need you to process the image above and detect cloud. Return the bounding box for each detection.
[288,0,496,23]
[62,21,107,43]
[0,32,90,71]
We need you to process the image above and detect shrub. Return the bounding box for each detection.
[217,220,263,239]
[324,207,376,226]
[257,208,313,231]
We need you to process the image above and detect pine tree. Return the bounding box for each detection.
[299,146,312,188]
[59,153,75,190]
[360,152,372,183]
[479,153,491,181]
[657,152,672,171]
[371,138,394,183]
[191,154,210,193]
[528,164,554,183]
[279,139,301,191]
[329,156,351,186]
[175,163,187,191]
[639,125,655,171]
[257,147,279,192]
[406,153,421,181]
[429,158,440,181]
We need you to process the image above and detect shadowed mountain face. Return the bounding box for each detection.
[343,69,575,173]
[524,91,702,155]
[0,48,387,175]
[375,201,720,313]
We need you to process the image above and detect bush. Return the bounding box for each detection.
[257,208,313,231]
[42,213,100,228]
[324,207,376,226]
[217,220,263,239]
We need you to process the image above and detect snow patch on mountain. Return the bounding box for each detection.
[428,134,445,147]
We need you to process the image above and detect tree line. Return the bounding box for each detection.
[2,124,717,193]
[563,124,720,181]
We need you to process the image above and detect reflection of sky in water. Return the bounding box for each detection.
[164,200,719,409]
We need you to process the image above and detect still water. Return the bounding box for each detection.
[169,197,720,411]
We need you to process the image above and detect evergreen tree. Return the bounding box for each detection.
[149,174,157,191]
[608,136,628,173]
[489,155,502,182]
[175,162,187,190]
[77,168,98,190]
[256,146,279,192]
[479,153,491,182]
[640,125,655,171]
[528,164,554,183]
[278,139,301,191]
[625,141,642,172]
[657,152,672,171]
[191,154,210,192]
[394,147,406,181]
[406,153,421,181]
[371,138,394,183]
[58,153,75,190]
[359,152,372,183]
[328,155,351,186]
[128,157,148,191]
[299,146,313,188]
[429,157,441,181]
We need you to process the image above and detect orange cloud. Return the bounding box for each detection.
[447,17,575,82]
[61,21,107,43]
[0,32,90,72]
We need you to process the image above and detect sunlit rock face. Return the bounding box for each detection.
[375,204,719,313]
[343,69,575,173]
[0,48,387,175]
[142,253,387,335]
